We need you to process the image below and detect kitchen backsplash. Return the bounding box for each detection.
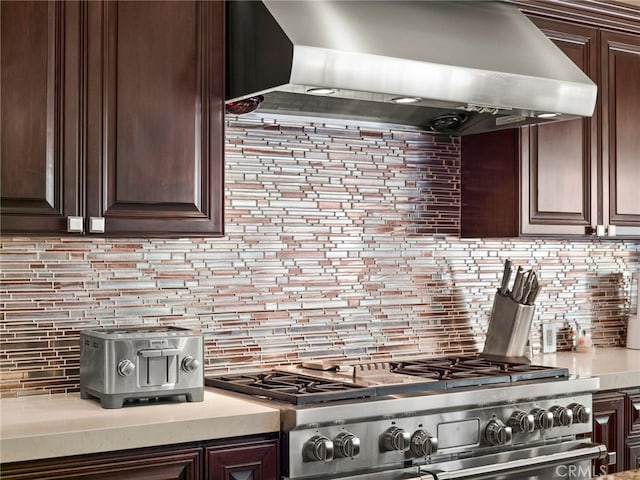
[1,114,638,397]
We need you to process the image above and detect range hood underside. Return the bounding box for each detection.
[255,90,565,135]
[226,0,597,135]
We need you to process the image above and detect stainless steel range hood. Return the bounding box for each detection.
[226,1,597,135]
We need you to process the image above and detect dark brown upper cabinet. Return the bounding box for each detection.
[1,1,224,237]
[1,2,82,234]
[461,14,640,239]
[600,30,640,237]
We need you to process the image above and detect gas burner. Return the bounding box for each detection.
[206,370,376,405]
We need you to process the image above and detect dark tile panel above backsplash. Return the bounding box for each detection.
[1,114,638,397]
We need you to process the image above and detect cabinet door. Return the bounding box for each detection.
[206,440,278,480]
[0,447,201,480]
[627,439,640,471]
[592,392,626,474]
[0,1,81,234]
[601,30,640,237]
[520,18,599,235]
[624,389,640,438]
[85,0,224,236]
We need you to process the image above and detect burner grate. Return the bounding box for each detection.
[390,355,568,388]
[206,370,376,405]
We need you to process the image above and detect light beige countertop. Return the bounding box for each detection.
[532,347,640,391]
[0,389,280,464]
[593,469,640,479]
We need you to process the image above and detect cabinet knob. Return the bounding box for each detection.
[89,217,105,233]
[67,216,84,233]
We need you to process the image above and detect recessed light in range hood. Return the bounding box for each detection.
[226,1,597,135]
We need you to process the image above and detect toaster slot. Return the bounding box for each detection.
[138,349,178,386]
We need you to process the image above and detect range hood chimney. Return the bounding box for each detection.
[226,1,597,135]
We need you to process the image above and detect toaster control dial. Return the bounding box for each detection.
[117,359,135,377]
[181,355,200,373]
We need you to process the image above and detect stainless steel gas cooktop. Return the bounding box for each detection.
[205,355,602,480]
[205,355,569,405]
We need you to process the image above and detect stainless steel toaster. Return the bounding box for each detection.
[80,326,204,408]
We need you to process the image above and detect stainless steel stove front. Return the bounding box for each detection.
[280,377,604,480]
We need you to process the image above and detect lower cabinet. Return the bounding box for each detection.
[591,392,625,474]
[628,439,640,470]
[0,435,279,480]
[592,388,640,473]
[206,439,279,480]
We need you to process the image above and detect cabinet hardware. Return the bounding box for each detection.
[67,216,84,233]
[89,217,105,233]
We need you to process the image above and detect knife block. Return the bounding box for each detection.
[481,291,535,364]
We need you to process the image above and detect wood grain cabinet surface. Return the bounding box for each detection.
[592,391,626,474]
[461,9,640,238]
[0,436,279,480]
[592,388,640,473]
[205,439,279,480]
[1,0,224,237]
[0,446,202,480]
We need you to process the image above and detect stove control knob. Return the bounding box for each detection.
[531,408,554,430]
[334,431,361,458]
[117,359,135,377]
[549,405,573,427]
[485,419,512,446]
[381,426,411,452]
[181,355,200,373]
[303,435,334,462]
[568,402,592,424]
[508,410,535,433]
[410,429,438,457]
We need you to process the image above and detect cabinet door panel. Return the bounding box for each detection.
[0,447,201,480]
[601,30,640,236]
[0,1,81,234]
[628,440,640,471]
[521,18,598,235]
[86,0,224,236]
[206,441,278,480]
[592,392,626,474]
[625,390,640,437]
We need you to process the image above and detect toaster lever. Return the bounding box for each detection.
[139,348,181,358]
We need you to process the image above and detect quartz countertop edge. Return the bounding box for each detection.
[0,389,280,464]
[593,469,640,479]
[531,347,640,391]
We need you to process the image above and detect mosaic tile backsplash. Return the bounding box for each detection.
[1,114,639,397]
